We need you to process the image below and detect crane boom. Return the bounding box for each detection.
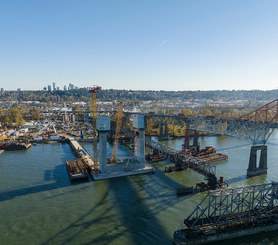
[111,101,124,162]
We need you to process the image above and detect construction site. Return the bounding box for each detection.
[64,92,278,244]
[3,84,277,244]
[65,86,154,181]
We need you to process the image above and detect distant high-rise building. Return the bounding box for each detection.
[68,83,74,90]
[48,85,52,91]
[63,85,67,91]
[0,88,4,92]
[57,87,60,91]
[53,82,56,91]
[43,87,47,91]
[17,88,21,92]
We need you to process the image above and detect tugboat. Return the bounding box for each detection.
[0,141,32,151]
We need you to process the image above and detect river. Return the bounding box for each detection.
[0,131,278,245]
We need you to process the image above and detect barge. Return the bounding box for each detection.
[146,153,167,162]
[176,186,194,196]
[173,217,278,244]
[66,159,89,182]
[197,153,228,164]
[182,146,228,164]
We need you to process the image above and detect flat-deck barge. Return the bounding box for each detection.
[66,159,89,182]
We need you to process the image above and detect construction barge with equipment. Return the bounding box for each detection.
[66,159,89,182]
[173,182,278,244]
[182,146,228,164]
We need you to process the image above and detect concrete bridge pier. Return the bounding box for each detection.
[183,122,190,150]
[247,145,268,177]
[134,115,145,163]
[193,130,199,148]
[97,116,111,174]
[159,123,168,139]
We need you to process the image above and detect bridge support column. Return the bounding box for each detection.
[183,122,190,150]
[133,115,145,163]
[193,130,199,148]
[135,129,145,163]
[247,145,267,177]
[98,132,108,173]
[97,116,111,174]
[159,123,168,139]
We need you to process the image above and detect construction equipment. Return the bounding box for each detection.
[111,101,124,162]
[87,86,101,167]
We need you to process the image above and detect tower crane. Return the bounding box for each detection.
[111,101,124,162]
[87,85,101,167]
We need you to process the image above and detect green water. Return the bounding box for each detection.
[1,132,278,245]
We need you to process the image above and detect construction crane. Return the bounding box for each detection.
[87,85,101,166]
[111,101,124,162]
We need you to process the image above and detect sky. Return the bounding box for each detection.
[0,0,278,91]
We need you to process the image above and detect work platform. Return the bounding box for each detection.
[67,137,155,181]
[91,161,154,180]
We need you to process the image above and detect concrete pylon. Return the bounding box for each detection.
[135,129,145,163]
[133,115,145,163]
[98,132,108,173]
[159,123,168,139]
[97,116,110,174]
[183,122,190,150]
[247,145,268,177]
[259,145,268,170]
[193,130,199,148]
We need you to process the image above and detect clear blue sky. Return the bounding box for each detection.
[1,0,278,91]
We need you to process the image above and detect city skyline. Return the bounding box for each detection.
[1,0,278,91]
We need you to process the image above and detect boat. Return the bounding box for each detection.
[0,142,32,151]
[0,150,4,154]
[176,186,194,196]
[146,153,167,162]
[66,159,89,182]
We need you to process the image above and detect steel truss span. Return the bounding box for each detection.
[145,99,278,145]
[185,182,278,229]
